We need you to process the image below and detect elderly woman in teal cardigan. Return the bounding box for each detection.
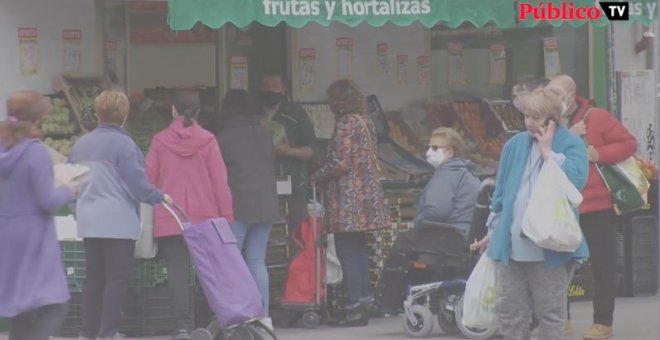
[473,88,589,340]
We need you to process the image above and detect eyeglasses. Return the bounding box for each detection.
[427,145,450,152]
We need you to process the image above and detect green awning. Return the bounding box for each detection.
[167,0,656,30]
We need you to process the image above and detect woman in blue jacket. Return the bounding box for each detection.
[473,88,589,340]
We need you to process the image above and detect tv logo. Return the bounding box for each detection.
[599,2,629,21]
[517,1,646,21]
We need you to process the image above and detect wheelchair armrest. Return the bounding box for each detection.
[417,219,464,234]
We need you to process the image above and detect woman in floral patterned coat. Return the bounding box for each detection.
[311,79,389,327]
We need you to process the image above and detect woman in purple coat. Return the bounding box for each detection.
[0,90,77,340]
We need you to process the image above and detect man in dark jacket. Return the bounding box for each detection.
[259,73,318,232]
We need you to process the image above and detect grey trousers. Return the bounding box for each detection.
[495,261,572,340]
[159,236,193,331]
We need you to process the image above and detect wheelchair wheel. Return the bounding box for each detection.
[454,296,498,340]
[402,305,434,338]
[436,291,460,335]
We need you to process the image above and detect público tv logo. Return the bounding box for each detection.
[517,1,657,21]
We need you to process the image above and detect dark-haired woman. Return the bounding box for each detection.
[0,90,77,339]
[216,89,280,329]
[146,90,234,339]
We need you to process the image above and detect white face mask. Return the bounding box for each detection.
[426,148,446,168]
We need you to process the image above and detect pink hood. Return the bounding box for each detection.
[158,117,215,157]
[146,117,234,237]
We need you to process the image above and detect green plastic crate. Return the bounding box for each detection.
[60,241,86,293]
[140,259,196,288]
[60,241,141,292]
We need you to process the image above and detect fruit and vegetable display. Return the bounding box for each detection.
[452,101,506,160]
[125,100,173,154]
[44,136,77,157]
[42,97,76,135]
[60,77,109,132]
[636,157,658,180]
[386,116,424,156]
[489,101,525,131]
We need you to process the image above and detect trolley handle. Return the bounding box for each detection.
[162,202,189,231]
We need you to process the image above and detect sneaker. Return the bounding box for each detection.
[564,320,574,339]
[583,324,613,340]
[259,317,274,331]
[173,329,190,340]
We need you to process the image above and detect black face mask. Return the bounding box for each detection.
[260,91,284,108]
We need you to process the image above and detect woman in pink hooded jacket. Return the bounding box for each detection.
[146,90,233,339]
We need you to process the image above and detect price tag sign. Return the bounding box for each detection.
[18,28,39,75]
[336,37,353,78]
[230,56,249,90]
[63,29,83,75]
[299,48,316,92]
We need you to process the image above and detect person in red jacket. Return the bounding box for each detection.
[548,75,636,340]
[146,90,233,339]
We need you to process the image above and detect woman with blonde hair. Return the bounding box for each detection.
[473,88,589,339]
[311,79,389,327]
[68,90,171,340]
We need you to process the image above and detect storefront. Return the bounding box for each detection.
[1,0,658,334]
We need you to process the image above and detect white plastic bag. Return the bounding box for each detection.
[522,159,583,252]
[325,234,343,285]
[462,254,497,329]
[135,203,158,259]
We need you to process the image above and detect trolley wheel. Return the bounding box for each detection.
[402,305,434,338]
[436,292,460,335]
[204,320,254,340]
[300,311,321,329]
[454,296,498,340]
[190,327,214,340]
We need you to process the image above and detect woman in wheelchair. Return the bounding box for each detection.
[376,127,481,313]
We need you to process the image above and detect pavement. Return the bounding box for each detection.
[1,295,658,340]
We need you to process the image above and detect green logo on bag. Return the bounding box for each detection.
[483,286,496,306]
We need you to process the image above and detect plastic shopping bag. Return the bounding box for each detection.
[135,203,158,259]
[522,159,583,252]
[461,254,497,329]
[325,234,343,285]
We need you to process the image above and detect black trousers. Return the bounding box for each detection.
[159,236,193,331]
[9,304,66,340]
[580,209,619,326]
[334,232,372,306]
[81,238,135,338]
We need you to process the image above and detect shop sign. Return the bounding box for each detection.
[376,43,389,75]
[230,56,249,90]
[262,0,431,20]
[17,28,39,76]
[298,48,316,92]
[336,37,353,78]
[396,54,409,85]
[517,1,656,22]
[62,29,82,75]
[416,56,430,87]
